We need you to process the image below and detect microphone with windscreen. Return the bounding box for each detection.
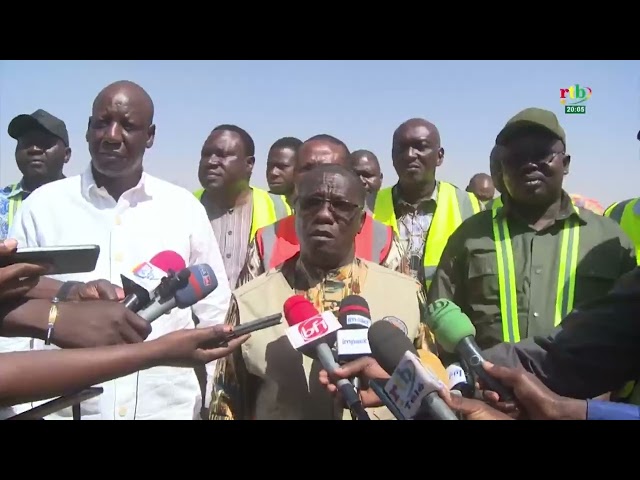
[137,264,218,323]
[336,295,372,363]
[283,295,370,420]
[426,298,513,402]
[368,321,457,420]
[120,250,186,312]
[336,295,373,415]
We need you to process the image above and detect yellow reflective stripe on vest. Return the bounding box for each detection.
[371,188,398,235]
[604,198,640,264]
[282,196,293,216]
[422,184,482,288]
[492,209,581,342]
[193,187,287,241]
[7,184,23,229]
[251,189,288,240]
[372,182,481,289]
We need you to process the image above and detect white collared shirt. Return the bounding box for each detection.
[7,167,231,420]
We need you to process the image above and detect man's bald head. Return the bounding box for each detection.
[87,80,156,181]
[294,134,351,176]
[466,172,495,203]
[297,163,366,206]
[393,118,441,146]
[93,80,155,125]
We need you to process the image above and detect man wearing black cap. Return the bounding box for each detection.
[429,107,636,354]
[0,109,70,240]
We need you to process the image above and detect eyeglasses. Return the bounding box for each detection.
[298,197,363,221]
[504,150,565,166]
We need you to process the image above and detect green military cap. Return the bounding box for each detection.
[496,107,566,147]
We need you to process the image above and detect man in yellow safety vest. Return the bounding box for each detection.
[367,117,483,293]
[193,124,289,288]
[603,129,640,405]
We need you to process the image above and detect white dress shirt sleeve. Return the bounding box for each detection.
[8,195,39,248]
[187,200,232,410]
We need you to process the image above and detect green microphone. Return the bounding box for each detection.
[426,298,514,402]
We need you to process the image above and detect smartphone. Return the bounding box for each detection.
[228,313,282,338]
[0,244,100,275]
[6,387,103,420]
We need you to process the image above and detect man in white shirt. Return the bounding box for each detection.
[9,80,231,420]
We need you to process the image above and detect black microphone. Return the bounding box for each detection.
[336,295,373,417]
[368,321,458,420]
[120,251,186,312]
[336,295,372,363]
[136,265,217,323]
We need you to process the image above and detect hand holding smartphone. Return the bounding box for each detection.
[226,313,282,339]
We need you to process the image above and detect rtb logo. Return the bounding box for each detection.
[386,361,424,410]
[559,84,592,115]
[298,315,329,341]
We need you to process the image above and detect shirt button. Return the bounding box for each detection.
[535,268,542,274]
[118,406,127,417]
[115,216,122,225]
[114,252,123,262]
[226,253,231,258]
[533,312,539,318]
[227,231,232,236]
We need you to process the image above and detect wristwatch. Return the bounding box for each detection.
[55,281,83,301]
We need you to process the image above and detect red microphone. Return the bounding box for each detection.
[282,295,370,420]
[121,251,186,312]
[148,251,186,274]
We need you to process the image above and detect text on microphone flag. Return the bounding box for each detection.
[336,329,372,356]
[385,351,445,419]
[446,364,467,389]
[285,311,342,350]
[345,314,371,328]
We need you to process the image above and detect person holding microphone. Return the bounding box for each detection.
[318,355,640,420]
[437,362,640,421]
[0,238,152,349]
[0,238,248,412]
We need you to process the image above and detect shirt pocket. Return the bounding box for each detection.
[466,253,500,304]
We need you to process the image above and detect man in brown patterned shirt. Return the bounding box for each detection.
[209,164,433,420]
[238,135,409,288]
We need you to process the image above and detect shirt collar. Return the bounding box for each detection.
[493,190,586,224]
[80,164,153,202]
[392,180,440,210]
[6,179,26,199]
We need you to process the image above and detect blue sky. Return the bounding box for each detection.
[1,60,638,207]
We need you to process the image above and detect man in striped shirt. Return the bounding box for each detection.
[196,124,289,289]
